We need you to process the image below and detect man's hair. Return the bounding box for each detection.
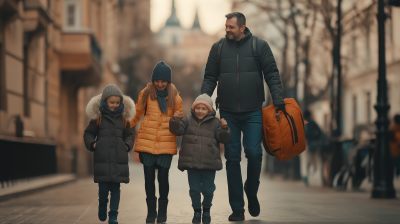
[225,12,246,27]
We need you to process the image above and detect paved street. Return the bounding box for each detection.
[1,155,400,224]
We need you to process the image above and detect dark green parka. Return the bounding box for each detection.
[169,110,231,171]
[201,27,285,112]
[83,94,136,183]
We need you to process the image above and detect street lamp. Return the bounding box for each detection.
[371,0,398,199]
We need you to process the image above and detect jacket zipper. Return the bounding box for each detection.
[236,47,240,111]
[194,121,202,140]
[194,121,203,169]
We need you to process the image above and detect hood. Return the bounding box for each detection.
[86,94,136,121]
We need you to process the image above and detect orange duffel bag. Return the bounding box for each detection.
[262,98,306,161]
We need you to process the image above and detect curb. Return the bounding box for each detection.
[0,174,77,202]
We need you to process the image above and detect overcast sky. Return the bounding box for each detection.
[150,0,232,35]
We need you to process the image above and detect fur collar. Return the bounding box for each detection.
[86,94,136,121]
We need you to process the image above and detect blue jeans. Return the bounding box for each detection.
[220,110,263,213]
[98,182,121,212]
[187,169,216,209]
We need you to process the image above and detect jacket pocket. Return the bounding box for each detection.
[208,145,216,160]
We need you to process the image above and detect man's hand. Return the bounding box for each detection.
[275,104,286,111]
[173,111,181,120]
[93,143,96,149]
[219,118,228,129]
[126,146,129,151]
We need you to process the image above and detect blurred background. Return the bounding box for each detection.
[0,0,399,195]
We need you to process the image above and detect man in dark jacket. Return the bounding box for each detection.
[201,12,285,221]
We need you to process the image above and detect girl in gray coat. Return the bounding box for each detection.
[169,94,231,224]
[83,84,135,224]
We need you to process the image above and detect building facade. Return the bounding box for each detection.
[0,0,138,178]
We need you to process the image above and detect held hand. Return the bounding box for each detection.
[126,146,129,151]
[93,143,96,149]
[173,111,181,120]
[219,118,228,129]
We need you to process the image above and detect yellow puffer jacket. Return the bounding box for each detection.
[130,87,183,155]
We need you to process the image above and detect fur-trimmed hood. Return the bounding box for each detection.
[86,94,136,121]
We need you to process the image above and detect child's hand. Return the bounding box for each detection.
[219,118,228,129]
[93,143,96,149]
[173,111,181,120]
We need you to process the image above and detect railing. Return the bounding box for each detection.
[90,34,102,61]
[0,139,57,188]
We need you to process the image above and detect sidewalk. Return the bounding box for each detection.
[0,155,399,223]
[0,174,77,202]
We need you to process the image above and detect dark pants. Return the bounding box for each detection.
[187,169,216,209]
[220,110,263,213]
[143,165,170,200]
[98,182,120,212]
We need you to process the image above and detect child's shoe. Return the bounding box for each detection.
[192,209,201,224]
[108,211,118,224]
[202,208,211,224]
[98,198,108,221]
[192,209,201,223]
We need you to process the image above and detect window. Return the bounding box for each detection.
[65,1,81,29]
[67,5,76,26]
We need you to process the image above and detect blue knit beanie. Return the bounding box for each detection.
[152,61,172,83]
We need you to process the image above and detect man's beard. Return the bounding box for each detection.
[226,32,239,40]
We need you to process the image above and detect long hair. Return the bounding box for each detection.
[141,82,178,113]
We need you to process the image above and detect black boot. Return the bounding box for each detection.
[202,207,211,224]
[156,199,168,223]
[228,211,245,221]
[247,195,260,217]
[146,198,157,223]
[192,209,201,224]
[98,198,108,221]
[108,211,118,224]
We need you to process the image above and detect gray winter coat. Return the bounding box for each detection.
[201,27,285,112]
[169,110,231,171]
[83,94,136,183]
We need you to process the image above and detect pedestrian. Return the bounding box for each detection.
[390,114,400,177]
[201,12,285,221]
[83,84,136,224]
[302,110,324,187]
[129,61,183,223]
[169,94,231,224]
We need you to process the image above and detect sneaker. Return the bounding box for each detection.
[192,210,201,223]
[202,211,211,224]
[228,211,245,221]
[247,195,260,217]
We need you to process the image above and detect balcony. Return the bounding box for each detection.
[22,0,52,33]
[60,30,102,87]
[0,0,19,22]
